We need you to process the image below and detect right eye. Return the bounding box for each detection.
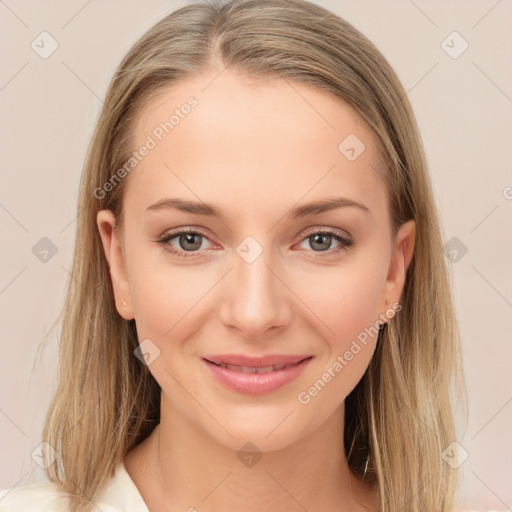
[157,228,216,258]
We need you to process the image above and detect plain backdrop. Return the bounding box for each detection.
[0,0,511,509]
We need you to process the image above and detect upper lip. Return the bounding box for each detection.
[203,354,312,368]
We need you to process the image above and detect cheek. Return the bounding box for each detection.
[125,239,229,367]
[295,259,385,345]
[129,261,211,338]
[291,258,386,397]
[126,259,217,394]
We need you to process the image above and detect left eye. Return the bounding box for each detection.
[298,231,353,253]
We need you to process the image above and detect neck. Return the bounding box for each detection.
[127,396,374,512]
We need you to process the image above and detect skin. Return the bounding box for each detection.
[97,69,415,511]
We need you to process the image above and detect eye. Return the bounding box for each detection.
[157,228,215,258]
[297,229,354,257]
[157,227,354,259]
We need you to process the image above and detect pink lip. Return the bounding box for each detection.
[202,354,313,395]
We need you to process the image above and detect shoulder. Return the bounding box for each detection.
[0,480,120,512]
[0,480,70,511]
[0,462,147,512]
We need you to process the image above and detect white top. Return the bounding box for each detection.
[0,464,500,512]
[0,462,149,512]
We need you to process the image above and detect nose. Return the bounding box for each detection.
[218,243,292,340]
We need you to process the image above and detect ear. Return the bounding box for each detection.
[96,210,135,320]
[380,219,416,317]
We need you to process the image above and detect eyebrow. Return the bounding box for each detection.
[145,196,371,220]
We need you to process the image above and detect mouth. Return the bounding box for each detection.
[206,361,304,373]
[202,354,313,395]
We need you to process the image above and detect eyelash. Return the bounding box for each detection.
[156,227,354,259]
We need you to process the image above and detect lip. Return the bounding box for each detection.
[202,354,313,395]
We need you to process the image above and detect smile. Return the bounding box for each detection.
[208,361,301,373]
[202,355,313,394]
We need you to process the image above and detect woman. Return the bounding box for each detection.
[0,0,467,510]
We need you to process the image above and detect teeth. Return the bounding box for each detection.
[254,366,275,374]
[218,362,294,373]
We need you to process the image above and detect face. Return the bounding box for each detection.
[97,69,415,452]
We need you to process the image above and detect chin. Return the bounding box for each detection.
[194,404,318,454]
[215,426,305,454]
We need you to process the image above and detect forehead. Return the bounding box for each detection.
[124,69,388,222]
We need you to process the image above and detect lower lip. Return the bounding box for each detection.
[202,357,313,395]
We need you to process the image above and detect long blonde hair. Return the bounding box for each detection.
[42,0,467,510]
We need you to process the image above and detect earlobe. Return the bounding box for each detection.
[96,210,135,320]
